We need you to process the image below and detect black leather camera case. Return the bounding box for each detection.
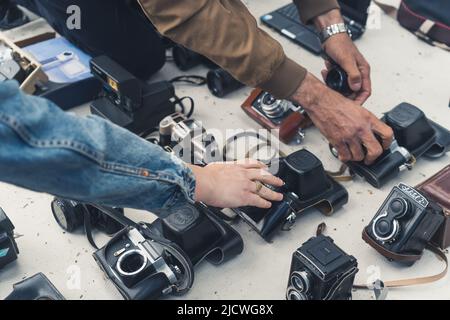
[5,273,64,300]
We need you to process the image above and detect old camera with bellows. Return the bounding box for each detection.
[286,234,358,300]
[0,207,19,270]
[363,183,444,266]
[234,149,348,241]
[90,55,176,135]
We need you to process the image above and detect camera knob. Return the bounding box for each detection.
[389,198,411,218]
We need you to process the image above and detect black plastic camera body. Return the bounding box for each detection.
[51,198,124,235]
[331,103,450,188]
[0,207,19,270]
[286,235,358,300]
[235,149,348,241]
[172,45,243,98]
[90,56,176,135]
[363,183,444,266]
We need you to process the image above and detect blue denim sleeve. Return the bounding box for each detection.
[0,81,196,213]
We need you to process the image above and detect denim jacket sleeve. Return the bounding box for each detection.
[0,81,196,213]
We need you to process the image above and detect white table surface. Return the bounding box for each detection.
[0,0,449,300]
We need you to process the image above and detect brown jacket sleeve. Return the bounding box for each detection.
[137,0,338,99]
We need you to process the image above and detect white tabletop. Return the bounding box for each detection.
[0,1,449,300]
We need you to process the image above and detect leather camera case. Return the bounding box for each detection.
[416,165,450,249]
[241,88,312,143]
[150,203,244,266]
[362,183,444,266]
[235,149,348,241]
[5,273,64,300]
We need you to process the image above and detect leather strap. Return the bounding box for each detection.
[326,164,354,182]
[357,229,448,289]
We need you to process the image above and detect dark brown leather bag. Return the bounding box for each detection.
[416,165,450,249]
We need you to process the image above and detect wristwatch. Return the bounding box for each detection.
[319,23,352,43]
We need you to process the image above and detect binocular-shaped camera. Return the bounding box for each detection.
[172,45,244,98]
[94,203,243,299]
[90,55,176,135]
[51,198,124,235]
[235,149,348,241]
[331,103,450,188]
[0,207,19,270]
[241,89,313,144]
[158,112,221,165]
[363,183,444,266]
[286,235,358,300]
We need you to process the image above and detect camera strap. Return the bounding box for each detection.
[326,164,354,182]
[356,229,448,289]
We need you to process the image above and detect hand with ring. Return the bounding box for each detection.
[188,159,284,209]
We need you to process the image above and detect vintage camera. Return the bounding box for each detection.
[330,103,450,188]
[0,207,19,270]
[241,88,312,144]
[286,235,358,300]
[149,203,244,266]
[51,198,123,235]
[235,149,348,241]
[4,273,65,300]
[90,55,176,135]
[93,224,194,300]
[172,45,244,97]
[363,183,444,266]
[158,112,221,165]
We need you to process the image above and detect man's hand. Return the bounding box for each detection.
[188,160,284,209]
[314,9,371,104]
[291,73,394,165]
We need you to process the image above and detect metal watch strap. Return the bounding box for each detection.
[320,23,351,43]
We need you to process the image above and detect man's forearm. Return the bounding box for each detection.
[0,81,195,214]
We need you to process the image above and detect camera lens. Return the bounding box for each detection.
[207,68,244,98]
[51,198,83,232]
[287,287,308,300]
[325,66,352,96]
[375,219,393,237]
[389,198,410,218]
[290,271,311,293]
[116,249,148,276]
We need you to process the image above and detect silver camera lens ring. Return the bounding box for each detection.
[372,212,399,243]
[290,271,310,293]
[116,249,148,277]
[286,287,308,300]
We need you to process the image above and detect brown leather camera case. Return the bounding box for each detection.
[416,165,450,249]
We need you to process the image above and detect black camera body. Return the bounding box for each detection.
[331,103,450,188]
[93,224,194,300]
[93,203,243,299]
[172,45,243,97]
[363,183,444,266]
[5,273,65,300]
[51,198,124,235]
[235,149,348,241]
[286,235,358,300]
[90,55,176,135]
[0,207,19,270]
[325,65,353,96]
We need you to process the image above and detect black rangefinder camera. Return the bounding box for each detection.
[93,224,194,300]
[0,207,19,270]
[363,183,444,266]
[51,198,123,235]
[90,55,176,135]
[286,235,358,300]
[235,149,348,241]
[172,45,243,98]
